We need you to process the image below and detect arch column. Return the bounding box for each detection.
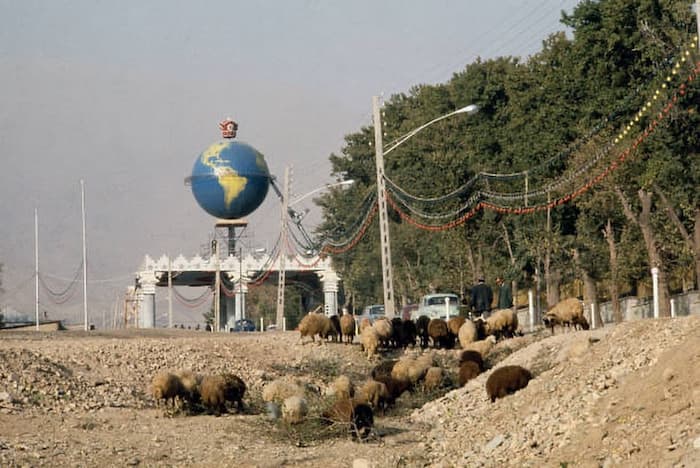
[318,270,340,316]
[137,271,160,328]
[222,272,248,331]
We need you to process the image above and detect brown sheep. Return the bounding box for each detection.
[371,359,398,382]
[174,370,202,404]
[447,316,466,336]
[427,318,451,348]
[150,372,184,407]
[423,366,444,392]
[357,380,390,413]
[485,365,533,402]
[459,361,481,386]
[298,312,332,344]
[321,398,374,440]
[200,373,247,414]
[458,350,484,370]
[373,374,410,406]
[339,314,356,344]
[372,318,393,349]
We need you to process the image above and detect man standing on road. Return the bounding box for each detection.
[496,276,513,310]
[470,277,493,318]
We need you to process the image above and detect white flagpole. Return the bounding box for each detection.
[81,179,88,331]
[35,207,39,330]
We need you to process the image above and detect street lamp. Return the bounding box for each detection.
[289,180,355,207]
[372,96,478,318]
[276,175,355,327]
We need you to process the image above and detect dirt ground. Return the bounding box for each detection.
[0,314,698,467]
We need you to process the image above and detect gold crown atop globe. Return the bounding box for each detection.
[219,118,238,139]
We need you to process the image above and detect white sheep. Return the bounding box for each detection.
[282,395,308,424]
[461,335,497,357]
[543,298,589,334]
[458,320,477,348]
[262,378,306,404]
[485,308,519,339]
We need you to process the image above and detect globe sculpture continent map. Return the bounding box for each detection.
[190,140,271,219]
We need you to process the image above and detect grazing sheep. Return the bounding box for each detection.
[372,317,393,349]
[423,366,444,392]
[392,354,433,386]
[339,314,356,344]
[150,372,184,407]
[459,361,482,386]
[427,318,451,349]
[357,380,390,412]
[359,317,372,334]
[199,373,246,414]
[458,350,484,370]
[282,396,308,424]
[360,326,380,360]
[262,379,305,404]
[371,359,398,382]
[458,320,477,349]
[485,365,533,402]
[327,315,342,342]
[298,312,332,344]
[543,297,588,334]
[329,375,355,400]
[485,308,519,340]
[373,374,411,406]
[462,335,497,357]
[174,370,202,404]
[322,399,374,440]
[447,316,466,336]
[415,315,431,349]
[223,374,246,410]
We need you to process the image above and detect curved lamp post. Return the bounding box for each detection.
[372,96,478,318]
[276,176,355,327]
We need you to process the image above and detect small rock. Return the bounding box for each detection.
[693,436,700,450]
[484,434,504,453]
[353,458,371,468]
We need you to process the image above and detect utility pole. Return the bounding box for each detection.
[167,256,173,329]
[276,166,290,326]
[372,96,396,318]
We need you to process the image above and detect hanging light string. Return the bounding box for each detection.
[386,55,698,230]
[172,286,211,308]
[383,39,697,212]
[38,259,83,303]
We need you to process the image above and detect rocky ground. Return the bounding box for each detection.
[0,314,698,467]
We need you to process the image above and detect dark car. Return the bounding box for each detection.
[232,319,256,332]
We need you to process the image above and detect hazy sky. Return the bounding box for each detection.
[0,0,579,325]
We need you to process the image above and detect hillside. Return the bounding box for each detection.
[0,315,698,467]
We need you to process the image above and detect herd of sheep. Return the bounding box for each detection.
[150,297,589,440]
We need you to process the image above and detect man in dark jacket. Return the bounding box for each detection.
[470,278,493,318]
[496,276,513,310]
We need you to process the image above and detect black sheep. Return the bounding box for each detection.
[415,315,431,349]
[458,350,485,371]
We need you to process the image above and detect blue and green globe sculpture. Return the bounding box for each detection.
[189,125,271,219]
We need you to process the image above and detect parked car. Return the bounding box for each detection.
[415,293,461,320]
[231,319,256,332]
